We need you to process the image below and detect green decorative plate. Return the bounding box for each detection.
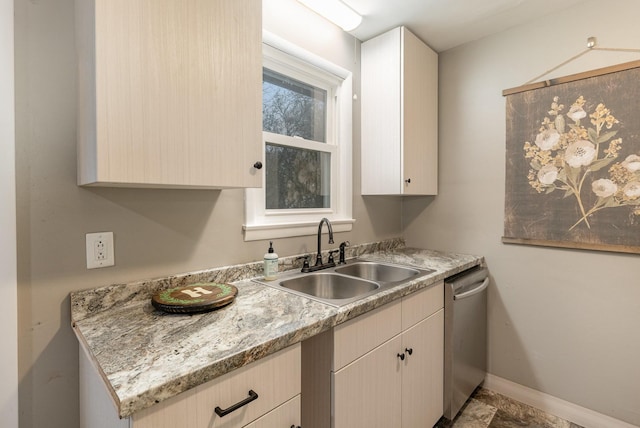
[151,283,238,314]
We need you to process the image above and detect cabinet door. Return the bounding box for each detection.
[361,26,438,196]
[243,395,300,428]
[361,27,402,195]
[77,0,262,189]
[332,335,402,428]
[402,27,438,196]
[401,309,444,427]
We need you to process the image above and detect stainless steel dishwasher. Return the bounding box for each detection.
[443,266,490,420]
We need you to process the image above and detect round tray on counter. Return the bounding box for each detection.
[151,283,238,314]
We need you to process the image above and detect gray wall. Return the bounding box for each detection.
[17,0,640,426]
[14,0,401,426]
[404,0,640,425]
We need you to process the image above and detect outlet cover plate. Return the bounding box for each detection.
[86,232,115,269]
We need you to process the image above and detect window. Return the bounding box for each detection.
[244,34,354,241]
[263,67,332,210]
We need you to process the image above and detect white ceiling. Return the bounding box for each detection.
[343,0,590,52]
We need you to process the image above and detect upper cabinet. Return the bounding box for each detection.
[75,0,263,189]
[361,26,438,195]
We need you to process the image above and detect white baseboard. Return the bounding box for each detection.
[483,374,639,428]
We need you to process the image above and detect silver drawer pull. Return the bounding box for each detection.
[214,390,259,417]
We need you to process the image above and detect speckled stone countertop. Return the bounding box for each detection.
[71,240,483,418]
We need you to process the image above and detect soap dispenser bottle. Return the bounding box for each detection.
[263,241,278,281]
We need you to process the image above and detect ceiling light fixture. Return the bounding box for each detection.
[297,0,363,32]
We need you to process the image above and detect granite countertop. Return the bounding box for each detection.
[71,243,483,418]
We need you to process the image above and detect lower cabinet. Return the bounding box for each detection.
[79,343,301,428]
[333,310,444,428]
[302,282,444,428]
[80,285,443,428]
[333,335,403,426]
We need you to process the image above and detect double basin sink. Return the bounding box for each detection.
[255,260,435,307]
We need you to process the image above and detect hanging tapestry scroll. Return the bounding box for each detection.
[503,60,640,254]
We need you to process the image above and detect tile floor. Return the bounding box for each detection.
[435,387,585,428]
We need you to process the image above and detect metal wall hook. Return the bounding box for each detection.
[519,35,640,87]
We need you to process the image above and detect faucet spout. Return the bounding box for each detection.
[315,217,334,267]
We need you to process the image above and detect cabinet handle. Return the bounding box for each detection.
[253,161,263,169]
[397,352,405,361]
[405,348,413,356]
[404,178,411,184]
[214,390,259,417]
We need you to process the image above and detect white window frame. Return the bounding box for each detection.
[243,31,354,241]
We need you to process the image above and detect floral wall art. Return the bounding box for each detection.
[503,61,640,254]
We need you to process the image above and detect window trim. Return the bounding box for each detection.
[243,31,354,241]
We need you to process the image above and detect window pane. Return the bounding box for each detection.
[263,68,327,142]
[265,142,330,209]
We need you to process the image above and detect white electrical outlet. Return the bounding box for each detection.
[86,232,115,269]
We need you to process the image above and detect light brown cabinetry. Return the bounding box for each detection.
[302,282,444,428]
[79,343,301,428]
[333,334,403,426]
[75,0,263,189]
[401,310,445,427]
[361,26,438,195]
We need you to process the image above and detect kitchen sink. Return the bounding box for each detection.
[280,273,379,300]
[255,259,436,307]
[335,261,427,283]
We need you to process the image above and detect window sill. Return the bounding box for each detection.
[243,218,355,241]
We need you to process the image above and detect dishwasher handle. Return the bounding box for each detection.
[453,277,489,300]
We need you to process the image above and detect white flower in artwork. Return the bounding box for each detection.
[537,164,558,185]
[522,96,640,231]
[534,128,560,150]
[564,140,596,168]
[591,179,618,198]
[567,105,587,122]
[621,154,640,172]
[623,181,640,199]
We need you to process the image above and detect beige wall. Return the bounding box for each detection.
[14,0,401,426]
[404,0,640,425]
[1,0,18,426]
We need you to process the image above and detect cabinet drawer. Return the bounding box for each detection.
[243,395,300,428]
[401,281,443,330]
[333,299,401,370]
[132,343,300,428]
